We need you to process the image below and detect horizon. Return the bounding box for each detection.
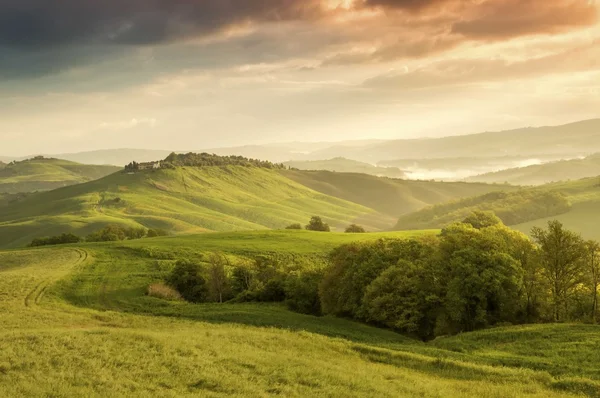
[3,117,599,158]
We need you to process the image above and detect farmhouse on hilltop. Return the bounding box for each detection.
[138,161,161,170]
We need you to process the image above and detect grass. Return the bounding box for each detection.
[0,231,598,397]
[0,166,393,248]
[0,157,120,194]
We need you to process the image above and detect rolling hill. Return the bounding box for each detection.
[395,177,600,240]
[282,169,515,218]
[1,232,599,396]
[284,157,406,178]
[466,153,600,186]
[0,157,121,194]
[0,165,394,248]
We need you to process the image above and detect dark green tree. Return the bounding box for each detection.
[306,216,330,232]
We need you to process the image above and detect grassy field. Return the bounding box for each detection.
[0,157,120,194]
[0,231,599,397]
[282,169,512,218]
[0,166,397,248]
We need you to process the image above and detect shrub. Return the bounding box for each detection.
[285,223,303,230]
[147,228,169,238]
[345,224,366,233]
[147,283,182,301]
[167,260,208,303]
[29,233,81,247]
[306,216,330,232]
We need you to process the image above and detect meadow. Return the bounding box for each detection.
[0,230,599,397]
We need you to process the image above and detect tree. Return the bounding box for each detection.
[437,223,523,334]
[207,253,230,303]
[531,221,587,321]
[462,211,502,230]
[345,224,366,233]
[363,260,438,339]
[586,240,600,323]
[167,260,208,303]
[285,223,303,230]
[306,216,330,232]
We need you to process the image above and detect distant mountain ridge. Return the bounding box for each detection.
[2,119,599,167]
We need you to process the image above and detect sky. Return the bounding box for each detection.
[1,0,599,156]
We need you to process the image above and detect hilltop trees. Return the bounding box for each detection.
[306,216,330,232]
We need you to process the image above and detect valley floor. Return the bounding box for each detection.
[0,232,599,397]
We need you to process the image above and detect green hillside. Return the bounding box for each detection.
[0,157,121,194]
[285,157,406,178]
[467,154,600,186]
[0,166,392,248]
[282,169,514,218]
[396,177,600,240]
[0,232,598,397]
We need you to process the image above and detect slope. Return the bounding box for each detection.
[0,157,121,194]
[282,169,515,218]
[466,154,600,186]
[0,166,391,248]
[396,177,600,240]
[0,234,597,397]
[284,157,405,178]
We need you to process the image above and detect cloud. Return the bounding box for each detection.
[363,41,600,90]
[452,0,599,40]
[0,0,324,50]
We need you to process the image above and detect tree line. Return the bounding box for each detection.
[162,212,600,340]
[29,225,168,247]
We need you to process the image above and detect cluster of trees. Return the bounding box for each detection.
[30,233,81,247]
[396,190,571,230]
[162,152,286,169]
[165,211,600,341]
[323,213,600,339]
[29,225,168,247]
[166,254,324,315]
[286,216,365,233]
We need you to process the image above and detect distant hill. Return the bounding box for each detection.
[378,154,568,181]
[0,157,121,194]
[281,170,514,218]
[308,119,600,162]
[0,165,391,248]
[466,154,600,186]
[395,177,600,240]
[284,158,405,178]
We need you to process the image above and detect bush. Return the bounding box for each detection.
[147,283,182,301]
[167,260,208,303]
[285,223,303,230]
[29,233,81,247]
[306,216,330,232]
[259,279,286,302]
[147,228,169,238]
[345,224,366,233]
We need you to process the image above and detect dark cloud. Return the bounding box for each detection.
[0,0,323,50]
